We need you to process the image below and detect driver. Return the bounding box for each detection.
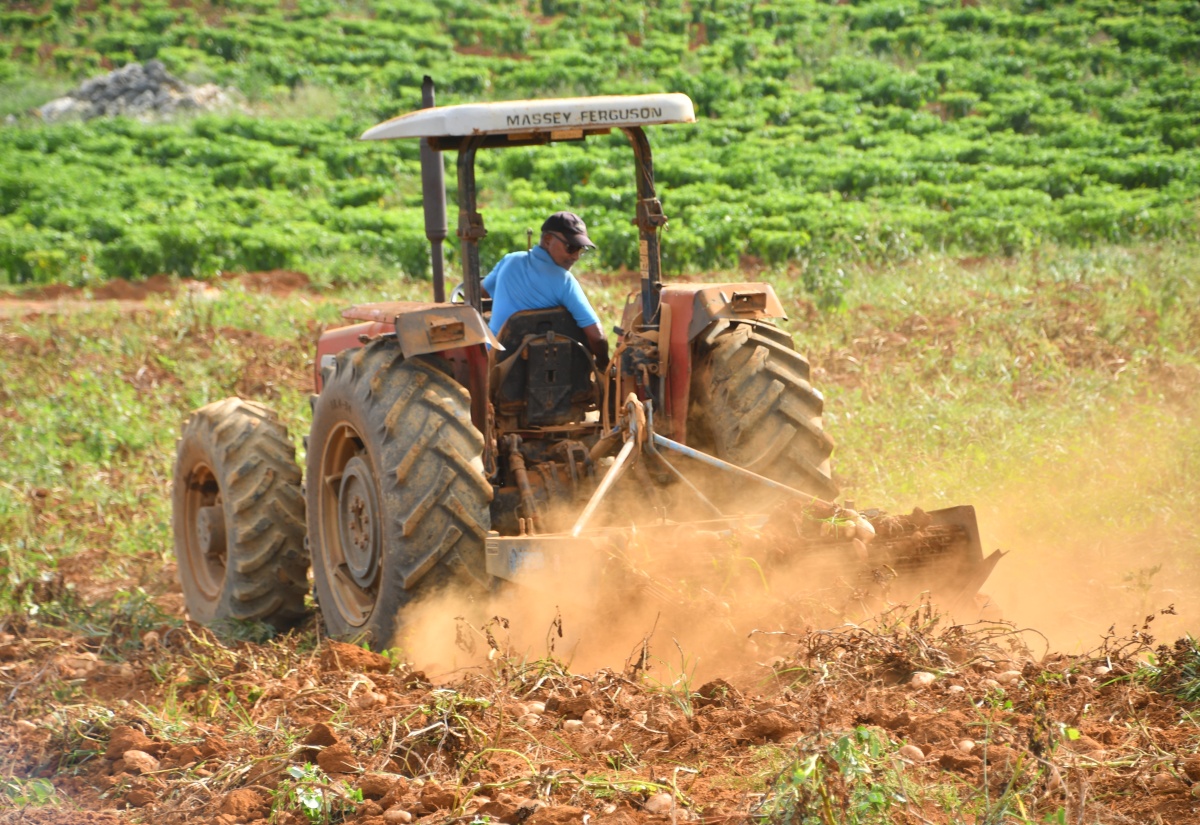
[482,211,609,368]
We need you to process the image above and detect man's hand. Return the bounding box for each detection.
[582,323,610,370]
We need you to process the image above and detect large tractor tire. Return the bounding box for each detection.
[687,320,838,501]
[307,338,492,649]
[173,398,309,628]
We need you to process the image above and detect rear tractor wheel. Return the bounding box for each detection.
[688,320,838,501]
[307,338,492,650]
[172,398,309,628]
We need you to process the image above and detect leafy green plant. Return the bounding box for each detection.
[641,640,700,718]
[273,762,363,824]
[1,776,59,807]
[1140,635,1200,702]
[754,727,902,825]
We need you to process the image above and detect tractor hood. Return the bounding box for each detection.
[361,93,695,141]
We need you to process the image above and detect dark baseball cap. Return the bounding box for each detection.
[541,211,596,249]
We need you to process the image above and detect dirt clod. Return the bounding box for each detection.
[317,742,360,774]
[320,640,392,673]
[221,789,269,821]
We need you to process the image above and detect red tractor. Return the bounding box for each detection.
[173,82,999,648]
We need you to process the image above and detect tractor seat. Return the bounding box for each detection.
[493,307,597,428]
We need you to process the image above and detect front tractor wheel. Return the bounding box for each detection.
[688,320,838,501]
[172,398,309,627]
[307,338,492,649]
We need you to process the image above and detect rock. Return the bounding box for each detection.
[15,719,37,735]
[320,640,391,674]
[1093,665,1112,676]
[957,739,976,753]
[119,750,160,774]
[582,709,605,728]
[221,788,269,821]
[909,672,936,688]
[518,713,541,726]
[317,743,360,774]
[995,670,1023,686]
[897,744,925,762]
[106,726,154,760]
[383,807,413,823]
[142,630,160,649]
[562,719,584,732]
[1191,783,1200,800]
[524,701,547,715]
[980,679,1003,691]
[947,684,966,694]
[644,792,675,814]
[36,61,233,123]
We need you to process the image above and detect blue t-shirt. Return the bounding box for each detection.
[482,245,601,336]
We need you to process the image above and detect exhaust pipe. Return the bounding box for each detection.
[419,76,448,302]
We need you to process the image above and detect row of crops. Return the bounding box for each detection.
[1,0,1198,285]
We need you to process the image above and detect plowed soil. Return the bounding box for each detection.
[2,270,1198,824]
[2,538,1198,825]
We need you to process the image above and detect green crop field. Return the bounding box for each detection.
[1,0,1198,287]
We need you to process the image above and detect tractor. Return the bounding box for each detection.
[173,81,1002,648]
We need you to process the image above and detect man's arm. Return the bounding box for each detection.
[582,323,609,370]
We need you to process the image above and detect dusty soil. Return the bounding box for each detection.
[0,271,313,317]
[2,271,1198,823]
[2,529,1198,825]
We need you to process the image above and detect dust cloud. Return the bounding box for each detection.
[976,401,1200,654]
[390,480,941,683]
[391,399,1199,678]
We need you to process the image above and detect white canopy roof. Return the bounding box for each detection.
[361,93,695,141]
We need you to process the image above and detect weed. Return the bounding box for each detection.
[0,776,58,807]
[753,727,901,825]
[1139,635,1200,702]
[272,762,362,825]
[641,640,700,718]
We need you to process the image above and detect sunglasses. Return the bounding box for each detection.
[549,232,590,255]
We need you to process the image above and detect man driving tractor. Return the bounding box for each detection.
[482,211,610,369]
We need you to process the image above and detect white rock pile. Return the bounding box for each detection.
[36,60,232,122]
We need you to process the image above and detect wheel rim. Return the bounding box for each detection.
[181,462,227,602]
[337,456,382,589]
[317,422,381,627]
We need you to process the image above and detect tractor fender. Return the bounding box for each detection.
[314,302,500,393]
[655,283,787,443]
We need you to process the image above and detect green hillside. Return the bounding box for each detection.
[1,0,1198,286]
